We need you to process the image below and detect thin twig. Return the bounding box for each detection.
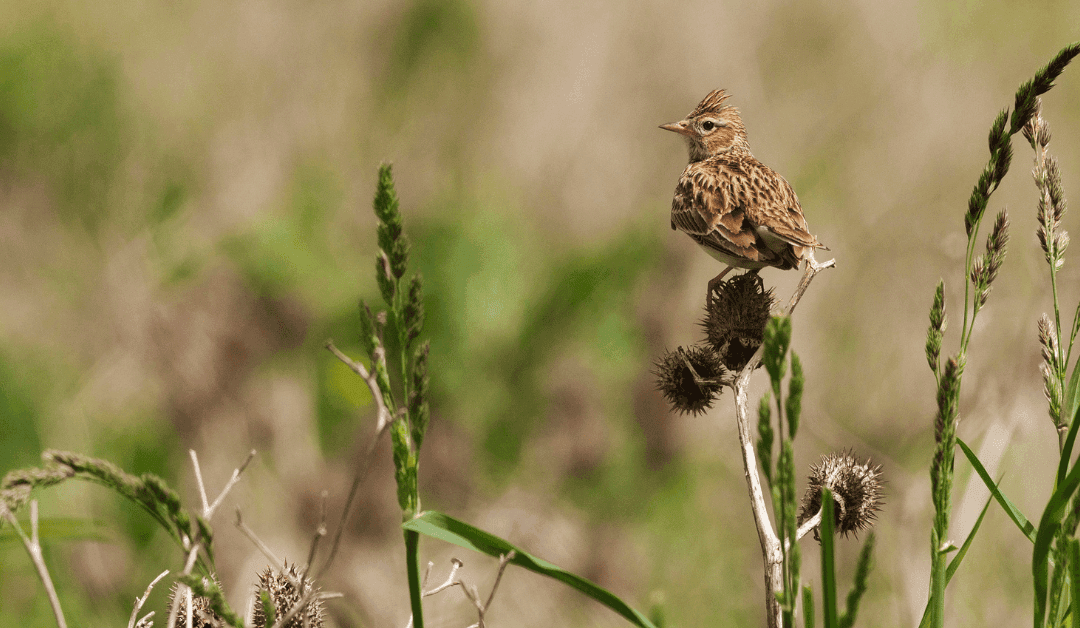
[234,507,307,596]
[303,490,329,591]
[165,544,204,628]
[318,340,396,578]
[784,254,836,316]
[2,501,67,628]
[127,569,170,628]
[424,558,464,597]
[405,554,515,628]
[325,341,392,433]
[190,450,211,515]
[730,258,833,628]
[797,509,823,542]
[205,450,257,519]
[235,508,284,571]
[480,551,516,617]
[185,586,193,628]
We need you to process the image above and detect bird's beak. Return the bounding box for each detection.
[659,120,693,137]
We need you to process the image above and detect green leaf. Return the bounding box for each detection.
[948,489,992,582]
[1033,462,1080,628]
[1060,364,1080,483]
[803,585,815,628]
[406,528,424,628]
[403,511,658,628]
[820,488,839,628]
[1070,539,1080,628]
[957,438,1036,542]
[917,490,993,628]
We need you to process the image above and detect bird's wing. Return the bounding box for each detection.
[670,162,765,261]
[740,160,823,249]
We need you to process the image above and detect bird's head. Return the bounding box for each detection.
[660,89,749,162]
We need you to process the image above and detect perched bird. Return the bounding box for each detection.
[660,89,825,294]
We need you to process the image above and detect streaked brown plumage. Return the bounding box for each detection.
[660,89,825,292]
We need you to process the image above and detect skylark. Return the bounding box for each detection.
[661,89,825,293]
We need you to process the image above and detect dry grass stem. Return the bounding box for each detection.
[1,501,67,628]
[729,258,834,628]
[405,553,516,628]
[127,569,169,628]
[796,509,822,542]
[319,340,397,578]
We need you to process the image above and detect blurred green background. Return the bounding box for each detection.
[0,0,1078,626]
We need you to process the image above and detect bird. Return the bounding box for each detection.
[660,89,825,295]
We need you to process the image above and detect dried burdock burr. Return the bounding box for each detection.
[252,561,325,628]
[703,272,775,371]
[654,344,727,415]
[798,452,883,538]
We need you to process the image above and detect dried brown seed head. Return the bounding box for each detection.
[252,561,325,628]
[703,272,775,371]
[654,344,726,416]
[799,452,883,538]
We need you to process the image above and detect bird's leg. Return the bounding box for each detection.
[707,266,735,295]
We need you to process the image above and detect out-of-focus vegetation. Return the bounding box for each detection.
[0,0,1078,626]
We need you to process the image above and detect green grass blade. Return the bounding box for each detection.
[917,492,993,628]
[1073,539,1080,628]
[1034,465,1080,628]
[957,438,1036,542]
[403,511,658,628]
[838,533,875,628]
[1060,365,1080,484]
[821,488,839,628]
[947,490,992,581]
[803,585,815,628]
[406,528,424,628]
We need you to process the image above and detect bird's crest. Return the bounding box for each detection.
[690,89,735,118]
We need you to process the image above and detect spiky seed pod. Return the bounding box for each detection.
[655,344,727,415]
[251,562,325,628]
[703,272,775,371]
[166,580,225,628]
[798,452,883,538]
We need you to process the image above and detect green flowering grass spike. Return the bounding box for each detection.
[763,316,791,388]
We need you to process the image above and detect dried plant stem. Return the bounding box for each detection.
[733,374,784,628]
[731,258,834,628]
[797,508,823,542]
[127,570,169,628]
[303,490,329,585]
[166,544,203,628]
[320,340,395,578]
[784,254,836,316]
[1,501,67,628]
[404,553,516,628]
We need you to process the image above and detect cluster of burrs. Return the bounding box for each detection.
[654,272,775,415]
[161,562,325,628]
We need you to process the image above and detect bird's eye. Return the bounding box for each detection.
[702,121,716,131]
